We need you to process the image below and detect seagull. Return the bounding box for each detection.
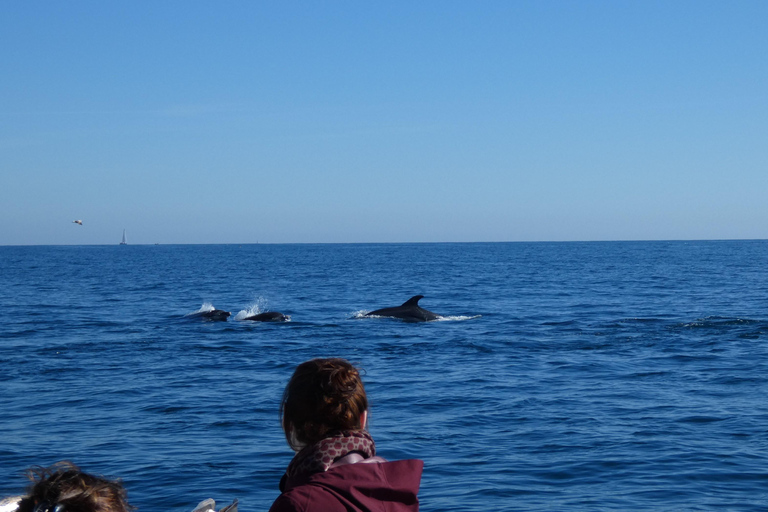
[72,220,83,225]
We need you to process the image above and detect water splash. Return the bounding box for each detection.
[435,314,482,322]
[234,297,269,321]
[353,311,481,321]
[185,303,215,316]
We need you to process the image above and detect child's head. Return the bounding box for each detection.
[18,462,132,512]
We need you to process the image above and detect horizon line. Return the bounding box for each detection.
[2,238,767,248]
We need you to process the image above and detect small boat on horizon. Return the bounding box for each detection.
[120,229,127,245]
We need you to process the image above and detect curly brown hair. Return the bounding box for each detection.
[281,358,369,450]
[17,461,133,512]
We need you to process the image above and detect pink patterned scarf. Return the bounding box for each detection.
[285,430,376,477]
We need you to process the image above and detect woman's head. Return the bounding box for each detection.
[281,358,368,450]
[18,462,132,512]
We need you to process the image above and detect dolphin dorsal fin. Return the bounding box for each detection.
[402,295,424,306]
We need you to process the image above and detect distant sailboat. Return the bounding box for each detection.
[120,229,127,245]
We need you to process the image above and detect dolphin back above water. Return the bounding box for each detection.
[186,308,231,321]
[243,311,290,322]
[365,295,442,322]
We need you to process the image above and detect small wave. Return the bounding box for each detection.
[676,415,728,424]
[679,316,763,329]
[351,310,371,319]
[617,317,665,324]
[542,320,579,326]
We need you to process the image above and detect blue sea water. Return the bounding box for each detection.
[1,241,768,511]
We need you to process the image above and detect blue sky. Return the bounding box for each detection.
[2,1,767,245]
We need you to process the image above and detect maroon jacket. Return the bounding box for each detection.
[269,459,423,512]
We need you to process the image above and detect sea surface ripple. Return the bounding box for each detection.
[1,241,767,511]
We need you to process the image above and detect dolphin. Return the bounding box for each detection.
[365,295,442,322]
[186,309,231,321]
[243,311,290,322]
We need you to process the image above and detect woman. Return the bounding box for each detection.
[11,461,132,512]
[270,358,423,512]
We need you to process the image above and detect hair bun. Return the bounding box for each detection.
[281,358,369,449]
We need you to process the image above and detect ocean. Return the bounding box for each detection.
[1,241,767,511]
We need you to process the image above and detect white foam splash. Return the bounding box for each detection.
[185,303,215,316]
[353,311,481,322]
[234,297,269,321]
[434,314,482,322]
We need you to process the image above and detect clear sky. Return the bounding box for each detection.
[2,1,767,245]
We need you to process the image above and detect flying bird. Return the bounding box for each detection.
[72,220,83,225]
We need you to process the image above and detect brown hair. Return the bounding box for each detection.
[281,358,368,450]
[18,461,133,512]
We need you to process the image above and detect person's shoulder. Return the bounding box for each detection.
[379,459,424,478]
[377,460,424,492]
[270,485,336,512]
[321,458,423,484]
[268,493,301,512]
